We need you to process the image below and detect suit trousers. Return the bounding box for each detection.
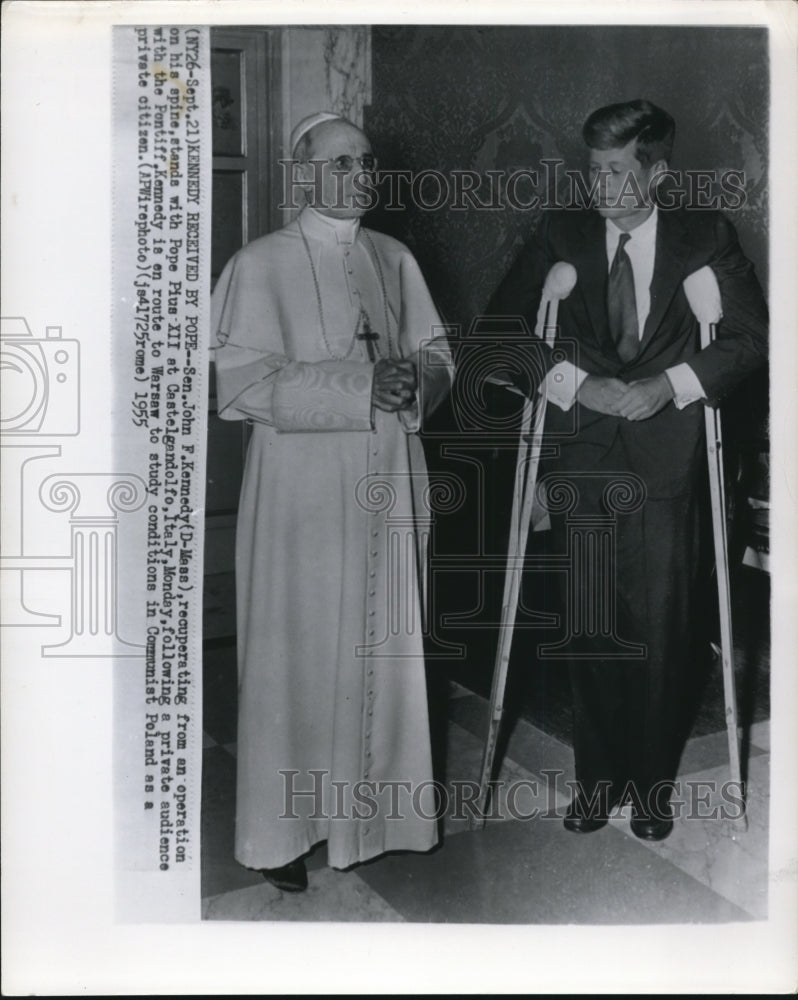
[547,434,702,818]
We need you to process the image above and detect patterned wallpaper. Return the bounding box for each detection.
[364,25,769,332]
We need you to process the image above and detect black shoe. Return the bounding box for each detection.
[563,812,608,834]
[630,804,674,842]
[261,859,308,892]
[563,790,617,834]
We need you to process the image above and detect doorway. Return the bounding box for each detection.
[204,26,281,640]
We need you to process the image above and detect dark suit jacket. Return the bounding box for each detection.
[486,208,768,498]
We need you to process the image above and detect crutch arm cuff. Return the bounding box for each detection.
[542,360,589,410]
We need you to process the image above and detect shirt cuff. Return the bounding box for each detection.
[665,363,706,410]
[540,361,589,411]
[397,396,420,434]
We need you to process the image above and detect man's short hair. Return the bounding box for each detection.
[582,100,675,166]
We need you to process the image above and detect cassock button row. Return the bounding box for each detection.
[368,609,375,616]
[369,590,376,596]
[371,550,378,557]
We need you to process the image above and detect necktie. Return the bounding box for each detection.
[607,232,639,362]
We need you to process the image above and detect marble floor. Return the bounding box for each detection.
[201,673,770,925]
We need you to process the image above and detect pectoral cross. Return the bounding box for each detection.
[356,309,380,362]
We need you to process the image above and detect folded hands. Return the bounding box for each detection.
[576,373,675,420]
[372,358,418,413]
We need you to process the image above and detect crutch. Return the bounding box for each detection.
[472,263,577,827]
[683,267,745,821]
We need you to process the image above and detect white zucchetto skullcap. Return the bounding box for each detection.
[289,111,344,156]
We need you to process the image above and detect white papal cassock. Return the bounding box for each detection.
[211,206,453,870]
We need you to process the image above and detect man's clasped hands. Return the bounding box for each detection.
[576,372,676,421]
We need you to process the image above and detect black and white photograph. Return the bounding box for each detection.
[2,1,797,994]
[202,20,773,920]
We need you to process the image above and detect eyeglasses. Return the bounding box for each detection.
[327,154,378,173]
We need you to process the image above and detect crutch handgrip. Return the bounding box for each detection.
[683,265,723,334]
[545,261,579,300]
[536,262,578,342]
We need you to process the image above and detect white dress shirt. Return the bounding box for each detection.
[543,207,706,410]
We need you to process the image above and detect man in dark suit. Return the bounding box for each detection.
[487,99,768,840]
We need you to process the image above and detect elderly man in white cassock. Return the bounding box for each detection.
[211,111,453,891]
